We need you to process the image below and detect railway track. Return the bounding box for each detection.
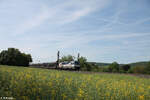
[30,66,80,71]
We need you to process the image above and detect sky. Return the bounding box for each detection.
[0,0,150,64]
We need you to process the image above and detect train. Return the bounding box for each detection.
[31,61,80,70]
[31,51,81,70]
[58,61,80,70]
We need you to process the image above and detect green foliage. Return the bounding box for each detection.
[130,61,149,67]
[78,56,87,71]
[119,70,126,73]
[0,48,32,66]
[132,66,146,74]
[98,61,150,74]
[100,66,110,72]
[108,62,119,72]
[78,57,94,71]
[127,68,134,73]
[84,63,92,71]
[78,56,87,66]
[78,57,99,71]
[89,63,99,72]
[119,64,131,72]
[60,55,75,62]
[145,62,150,74]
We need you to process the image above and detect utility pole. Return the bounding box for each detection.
[56,51,60,68]
[77,53,80,62]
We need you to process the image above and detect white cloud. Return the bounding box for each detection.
[0,0,150,63]
[29,32,150,49]
[59,7,92,24]
[12,6,52,35]
[10,0,110,35]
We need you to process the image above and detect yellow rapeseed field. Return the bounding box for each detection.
[0,65,150,100]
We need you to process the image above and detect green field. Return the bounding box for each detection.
[0,65,150,100]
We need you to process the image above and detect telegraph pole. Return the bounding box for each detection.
[56,51,60,68]
[77,53,80,62]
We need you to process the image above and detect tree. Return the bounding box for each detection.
[78,56,97,71]
[78,56,87,64]
[78,56,87,70]
[146,62,150,74]
[0,48,32,67]
[60,55,75,62]
[108,62,119,72]
[0,50,9,65]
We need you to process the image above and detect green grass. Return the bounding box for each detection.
[0,65,150,100]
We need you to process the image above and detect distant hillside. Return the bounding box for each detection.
[129,61,149,67]
[89,61,150,67]
[88,62,111,67]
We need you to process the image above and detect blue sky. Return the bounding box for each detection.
[0,0,150,64]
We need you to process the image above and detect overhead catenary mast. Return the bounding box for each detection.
[77,53,80,61]
[56,51,60,68]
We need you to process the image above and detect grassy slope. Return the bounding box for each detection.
[0,65,150,100]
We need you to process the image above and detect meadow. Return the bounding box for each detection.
[0,65,150,100]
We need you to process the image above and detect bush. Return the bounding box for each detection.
[0,48,32,67]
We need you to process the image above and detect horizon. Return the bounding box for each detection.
[31,59,150,65]
[0,0,150,64]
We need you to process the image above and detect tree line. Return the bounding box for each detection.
[98,61,150,74]
[0,48,32,67]
[0,48,150,74]
[60,55,150,74]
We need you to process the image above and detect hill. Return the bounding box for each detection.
[129,61,149,67]
[89,61,150,67]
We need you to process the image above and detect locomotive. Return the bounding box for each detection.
[58,61,80,70]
